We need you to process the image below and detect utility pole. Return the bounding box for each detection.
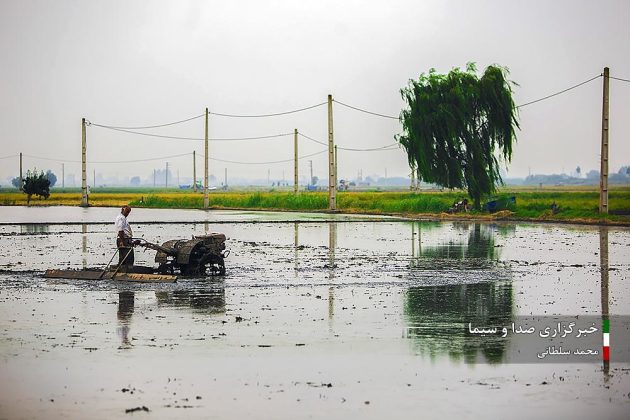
[165,162,169,188]
[81,118,88,207]
[267,169,270,185]
[193,151,197,192]
[410,168,415,191]
[599,67,610,214]
[19,152,23,190]
[334,145,338,188]
[153,169,156,187]
[204,108,209,209]
[309,160,313,187]
[224,167,227,189]
[294,129,298,193]
[177,169,180,186]
[327,94,336,210]
[93,169,96,189]
[61,163,64,189]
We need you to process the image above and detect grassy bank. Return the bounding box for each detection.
[1,187,629,225]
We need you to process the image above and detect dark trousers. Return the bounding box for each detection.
[117,238,135,266]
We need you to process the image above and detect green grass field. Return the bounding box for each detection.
[1,186,629,224]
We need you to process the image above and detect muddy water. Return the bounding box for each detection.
[0,207,629,419]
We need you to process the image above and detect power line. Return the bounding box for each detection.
[23,154,81,163]
[22,152,193,164]
[90,125,293,142]
[92,153,192,164]
[610,75,630,83]
[200,149,328,165]
[516,74,602,109]
[297,132,328,146]
[91,114,205,130]
[209,102,327,118]
[0,154,19,160]
[333,74,605,119]
[333,99,399,119]
[298,132,399,151]
[86,71,619,134]
[339,143,400,152]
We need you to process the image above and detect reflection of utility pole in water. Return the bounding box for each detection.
[328,222,337,275]
[328,223,337,324]
[294,222,299,278]
[599,227,610,379]
[81,224,87,269]
[328,286,335,326]
[410,222,422,267]
[411,223,415,267]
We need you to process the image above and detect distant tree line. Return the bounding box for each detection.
[522,166,630,186]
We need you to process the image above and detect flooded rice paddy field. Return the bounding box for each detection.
[1,207,629,419]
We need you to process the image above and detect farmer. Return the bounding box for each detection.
[115,205,137,267]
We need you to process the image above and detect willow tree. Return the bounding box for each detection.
[397,63,519,209]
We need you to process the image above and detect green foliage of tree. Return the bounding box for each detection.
[11,177,21,189]
[22,169,51,204]
[397,63,520,209]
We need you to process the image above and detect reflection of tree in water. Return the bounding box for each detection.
[155,288,226,314]
[405,223,513,364]
[418,223,497,263]
[405,282,512,363]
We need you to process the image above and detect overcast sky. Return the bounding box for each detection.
[1,0,629,185]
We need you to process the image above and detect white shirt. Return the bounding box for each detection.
[115,213,132,238]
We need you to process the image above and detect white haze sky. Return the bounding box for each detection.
[1,0,629,185]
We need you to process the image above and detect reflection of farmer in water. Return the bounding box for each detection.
[117,291,134,348]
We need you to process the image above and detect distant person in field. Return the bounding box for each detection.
[115,205,137,267]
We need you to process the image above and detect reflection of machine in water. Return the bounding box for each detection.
[404,222,513,363]
[155,287,226,314]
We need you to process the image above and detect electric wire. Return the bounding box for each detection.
[339,143,399,152]
[90,114,205,130]
[22,152,193,164]
[86,72,615,134]
[609,75,630,83]
[516,74,602,109]
[90,125,293,142]
[0,154,19,160]
[333,99,399,119]
[297,132,328,146]
[89,101,327,128]
[334,74,606,118]
[298,132,399,151]
[200,149,328,165]
[208,102,327,118]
